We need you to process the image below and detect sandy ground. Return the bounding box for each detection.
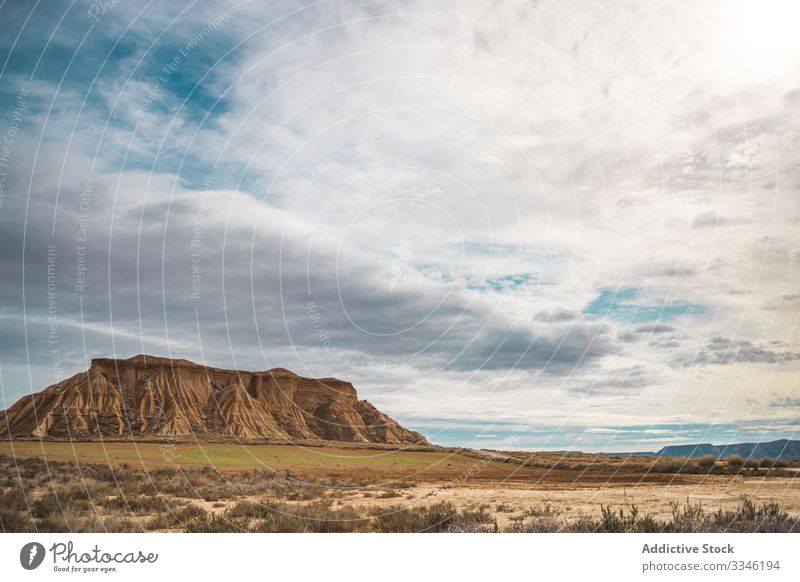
[178,476,800,528]
[339,477,800,527]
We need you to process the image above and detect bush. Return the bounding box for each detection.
[248,501,363,533]
[102,495,167,513]
[726,455,745,472]
[696,455,718,470]
[376,490,401,499]
[146,505,209,530]
[0,487,37,532]
[708,498,799,533]
[452,505,497,532]
[580,505,661,533]
[758,458,789,470]
[371,502,494,533]
[227,500,276,520]
[371,506,423,532]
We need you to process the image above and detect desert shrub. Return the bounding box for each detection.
[421,502,459,532]
[371,505,423,532]
[376,490,401,499]
[147,505,209,531]
[60,483,94,501]
[652,459,690,473]
[449,505,496,532]
[525,503,556,518]
[561,498,799,533]
[708,498,799,533]
[196,483,239,502]
[37,507,102,533]
[227,500,276,519]
[695,455,718,471]
[294,502,362,533]
[233,469,294,496]
[100,516,142,532]
[284,485,324,501]
[245,501,362,533]
[0,487,37,532]
[512,504,566,531]
[82,463,119,483]
[148,466,181,480]
[726,455,745,473]
[666,500,706,532]
[185,513,249,533]
[102,494,168,513]
[507,515,563,533]
[580,505,660,533]
[371,502,462,533]
[155,473,200,498]
[31,490,70,519]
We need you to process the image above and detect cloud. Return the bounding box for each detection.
[675,337,800,367]
[533,309,578,323]
[692,212,749,229]
[634,323,676,334]
[652,265,698,278]
[568,364,658,394]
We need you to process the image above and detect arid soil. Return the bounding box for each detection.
[348,479,800,528]
[1,440,798,532]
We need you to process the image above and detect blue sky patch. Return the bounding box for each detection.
[468,273,537,293]
[583,287,701,323]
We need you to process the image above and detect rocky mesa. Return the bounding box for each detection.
[0,355,427,445]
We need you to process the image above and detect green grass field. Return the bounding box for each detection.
[0,441,495,481]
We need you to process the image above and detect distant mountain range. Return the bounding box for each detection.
[625,439,800,461]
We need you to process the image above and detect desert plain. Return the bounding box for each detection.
[1,440,798,532]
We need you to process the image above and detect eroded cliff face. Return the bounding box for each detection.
[0,355,427,445]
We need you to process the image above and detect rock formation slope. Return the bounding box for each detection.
[0,355,427,444]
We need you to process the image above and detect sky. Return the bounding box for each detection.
[0,0,798,452]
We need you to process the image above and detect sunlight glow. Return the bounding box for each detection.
[736,0,800,66]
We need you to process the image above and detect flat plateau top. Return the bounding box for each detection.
[91,354,311,379]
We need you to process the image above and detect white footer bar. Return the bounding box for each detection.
[1,533,797,581]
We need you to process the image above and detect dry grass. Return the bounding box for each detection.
[2,454,798,533]
[485,449,800,477]
[505,498,799,533]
